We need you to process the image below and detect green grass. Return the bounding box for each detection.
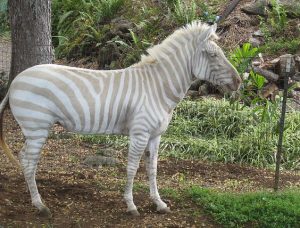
[259,38,300,55]
[187,186,300,228]
[79,98,300,170]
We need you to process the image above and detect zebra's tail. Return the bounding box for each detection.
[0,92,21,169]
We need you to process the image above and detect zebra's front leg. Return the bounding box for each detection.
[145,136,171,213]
[21,138,51,217]
[123,134,149,216]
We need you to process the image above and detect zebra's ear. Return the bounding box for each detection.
[203,23,217,42]
[211,23,217,33]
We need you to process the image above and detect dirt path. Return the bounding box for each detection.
[0,110,299,227]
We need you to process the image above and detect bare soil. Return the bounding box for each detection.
[0,110,299,227]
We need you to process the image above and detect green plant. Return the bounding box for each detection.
[161,188,181,201]
[0,0,9,34]
[188,186,300,228]
[173,0,198,24]
[100,0,125,21]
[120,29,152,66]
[240,70,267,105]
[260,0,288,38]
[229,43,259,75]
[268,0,287,33]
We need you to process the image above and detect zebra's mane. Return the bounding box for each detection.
[133,21,218,67]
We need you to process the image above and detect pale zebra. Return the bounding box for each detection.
[0,22,241,217]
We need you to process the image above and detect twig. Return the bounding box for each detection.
[252,66,279,82]
[218,0,242,24]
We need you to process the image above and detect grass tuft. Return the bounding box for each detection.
[187,186,300,228]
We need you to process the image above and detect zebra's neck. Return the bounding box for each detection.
[138,42,195,111]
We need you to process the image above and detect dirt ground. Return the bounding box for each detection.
[0,110,299,227]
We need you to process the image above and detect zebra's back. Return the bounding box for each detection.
[9,64,142,136]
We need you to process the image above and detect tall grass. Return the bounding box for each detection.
[173,0,197,24]
[79,98,300,170]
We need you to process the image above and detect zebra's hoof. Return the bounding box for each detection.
[127,209,140,216]
[38,206,52,218]
[158,206,171,214]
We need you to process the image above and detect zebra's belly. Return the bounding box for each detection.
[59,118,129,136]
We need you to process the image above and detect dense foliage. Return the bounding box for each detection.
[80,98,300,170]
[52,0,125,59]
[0,0,9,35]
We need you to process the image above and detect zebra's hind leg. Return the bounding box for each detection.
[20,136,51,217]
[124,134,150,216]
[145,136,170,214]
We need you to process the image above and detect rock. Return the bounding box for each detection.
[97,148,119,157]
[98,42,121,69]
[242,0,300,18]
[252,61,261,66]
[261,83,279,100]
[297,24,300,37]
[276,0,300,18]
[253,30,264,37]
[82,155,119,168]
[249,37,262,47]
[270,57,281,65]
[241,0,269,16]
[295,55,300,72]
[293,72,300,82]
[111,18,134,34]
[243,72,250,80]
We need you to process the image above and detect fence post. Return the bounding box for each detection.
[274,56,292,191]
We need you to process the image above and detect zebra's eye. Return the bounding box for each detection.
[209,52,217,57]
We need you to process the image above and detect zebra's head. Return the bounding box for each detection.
[192,24,242,92]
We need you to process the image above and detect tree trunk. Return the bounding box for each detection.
[8,0,53,84]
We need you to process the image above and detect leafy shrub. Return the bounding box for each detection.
[52,0,125,58]
[229,43,258,75]
[188,186,300,228]
[0,0,9,34]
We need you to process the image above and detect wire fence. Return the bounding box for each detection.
[1,33,299,170]
[0,34,11,82]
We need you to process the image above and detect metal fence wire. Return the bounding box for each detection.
[0,34,11,82]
